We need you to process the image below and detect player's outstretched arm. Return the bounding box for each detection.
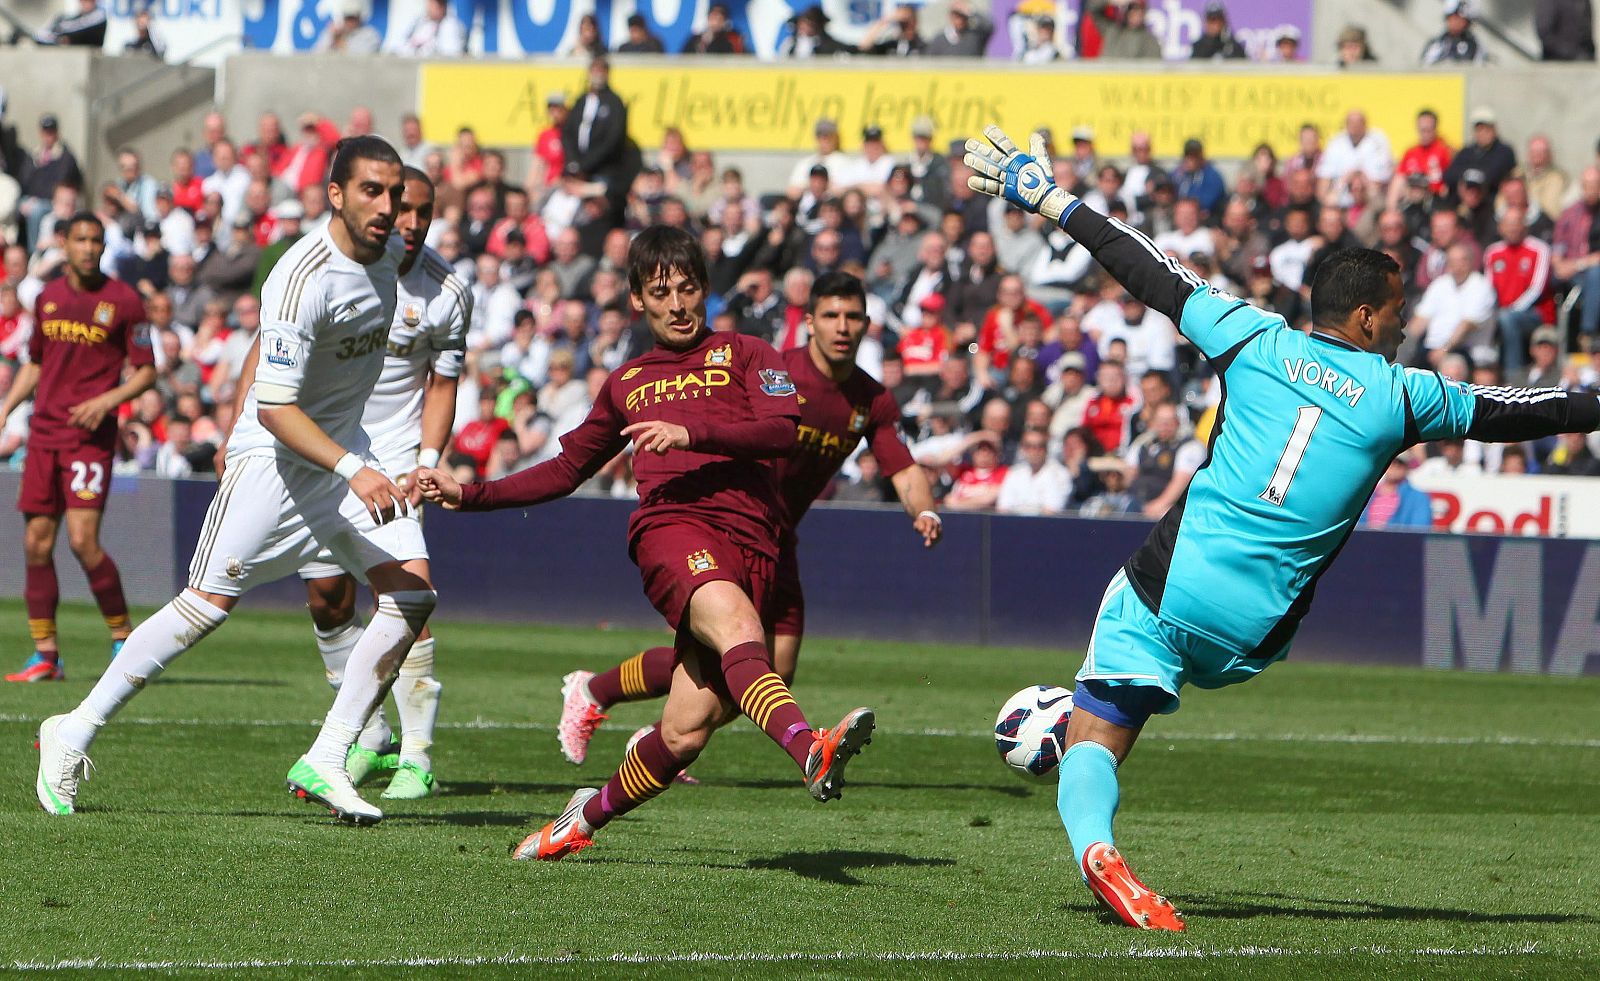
[450,388,629,511]
[964,125,1202,325]
[1404,370,1600,445]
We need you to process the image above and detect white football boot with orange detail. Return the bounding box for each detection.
[804,707,875,802]
[513,788,598,861]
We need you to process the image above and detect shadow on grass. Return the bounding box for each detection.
[153,678,292,687]
[718,778,1031,798]
[394,810,539,828]
[1176,892,1597,925]
[442,781,590,798]
[745,849,956,886]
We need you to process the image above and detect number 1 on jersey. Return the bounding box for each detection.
[1260,406,1322,507]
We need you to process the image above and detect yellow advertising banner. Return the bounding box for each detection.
[420,64,1464,160]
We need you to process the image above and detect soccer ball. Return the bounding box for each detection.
[994,685,1073,778]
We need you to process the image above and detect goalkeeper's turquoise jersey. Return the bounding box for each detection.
[1124,285,1478,655]
[1057,202,1597,658]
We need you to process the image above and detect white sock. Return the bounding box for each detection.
[395,637,441,770]
[314,618,391,752]
[306,591,433,769]
[62,592,228,752]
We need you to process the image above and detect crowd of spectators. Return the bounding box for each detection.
[8,40,1600,523]
[8,0,1597,66]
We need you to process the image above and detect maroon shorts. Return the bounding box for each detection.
[769,536,804,638]
[633,520,775,634]
[18,444,114,515]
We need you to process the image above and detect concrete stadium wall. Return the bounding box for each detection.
[5,474,1596,675]
[0,47,217,192]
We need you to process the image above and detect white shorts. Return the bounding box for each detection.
[188,455,404,597]
[297,444,429,581]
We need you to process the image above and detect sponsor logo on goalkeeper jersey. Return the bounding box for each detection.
[625,368,732,411]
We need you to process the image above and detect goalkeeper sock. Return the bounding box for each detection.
[1058,740,1120,870]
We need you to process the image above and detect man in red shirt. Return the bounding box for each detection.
[1083,359,1136,453]
[556,272,943,768]
[975,274,1051,386]
[1391,108,1452,203]
[1,213,156,682]
[531,93,566,188]
[418,228,876,860]
[898,292,951,377]
[1484,207,1553,373]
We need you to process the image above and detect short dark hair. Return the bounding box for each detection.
[1309,248,1400,330]
[65,210,104,236]
[401,165,432,187]
[1417,108,1438,123]
[627,225,708,295]
[810,271,867,313]
[328,136,402,187]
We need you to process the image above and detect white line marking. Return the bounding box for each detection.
[2,714,1595,749]
[4,943,1546,972]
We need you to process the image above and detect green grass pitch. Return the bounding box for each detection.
[1,599,1597,978]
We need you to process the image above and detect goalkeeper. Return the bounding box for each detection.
[964,126,1600,932]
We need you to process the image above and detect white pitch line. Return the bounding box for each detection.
[1,713,1597,749]
[4,942,1547,972]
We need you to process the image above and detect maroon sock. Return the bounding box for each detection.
[581,727,689,830]
[587,646,677,708]
[25,562,59,655]
[721,641,813,770]
[84,555,131,636]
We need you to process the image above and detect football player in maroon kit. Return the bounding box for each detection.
[555,271,942,768]
[417,227,876,860]
[2,213,155,682]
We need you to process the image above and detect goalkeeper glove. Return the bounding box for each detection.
[964,125,1080,226]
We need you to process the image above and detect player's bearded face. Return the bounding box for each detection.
[631,267,707,349]
[330,158,404,255]
[808,296,868,367]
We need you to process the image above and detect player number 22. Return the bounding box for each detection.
[1260,406,1321,507]
[69,461,106,499]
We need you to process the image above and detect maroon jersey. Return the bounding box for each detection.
[776,346,916,527]
[460,330,800,555]
[28,277,151,451]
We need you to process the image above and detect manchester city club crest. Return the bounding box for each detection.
[402,302,423,327]
[93,302,115,327]
[704,344,733,367]
[849,408,869,434]
[686,549,718,574]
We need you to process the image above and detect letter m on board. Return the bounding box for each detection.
[1422,539,1543,673]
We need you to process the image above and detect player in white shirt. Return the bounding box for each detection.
[229,168,468,801]
[35,138,435,826]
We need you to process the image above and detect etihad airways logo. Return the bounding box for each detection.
[40,319,110,345]
[795,424,857,461]
[625,368,731,411]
